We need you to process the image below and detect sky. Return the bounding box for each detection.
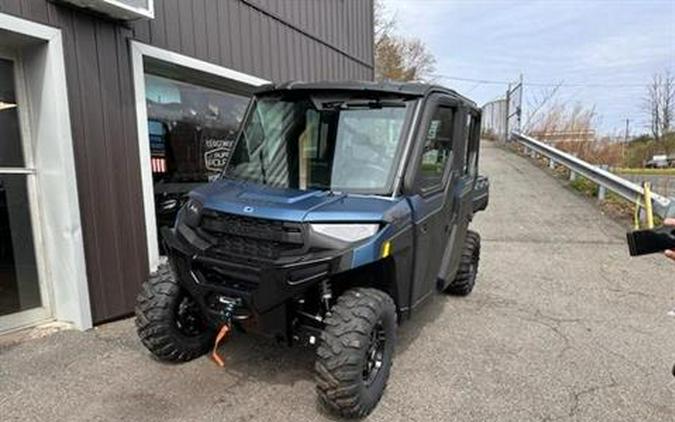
[384,0,675,135]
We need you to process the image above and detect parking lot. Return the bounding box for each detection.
[1,142,674,421]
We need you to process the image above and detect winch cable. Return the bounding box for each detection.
[211,324,231,367]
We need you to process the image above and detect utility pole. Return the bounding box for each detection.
[517,74,523,133]
[622,118,630,166]
[505,83,511,143]
[624,118,630,143]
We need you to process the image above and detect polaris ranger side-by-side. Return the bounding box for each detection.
[135,81,489,418]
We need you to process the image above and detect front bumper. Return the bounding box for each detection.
[162,225,351,338]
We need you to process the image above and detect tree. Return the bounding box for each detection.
[374,0,395,48]
[522,82,563,133]
[644,70,675,142]
[373,0,436,82]
[661,72,674,135]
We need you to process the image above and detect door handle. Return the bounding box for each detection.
[420,223,428,234]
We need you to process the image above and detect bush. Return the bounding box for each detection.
[553,140,623,166]
[624,132,675,168]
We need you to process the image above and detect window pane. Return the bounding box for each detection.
[144,74,250,250]
[145,74,249,184]
[227,96,410,194]
[331,106,407,190]
[419,106,454,190]
[465,114,479,176]
[0,175,41,316]
[0,58,25,167]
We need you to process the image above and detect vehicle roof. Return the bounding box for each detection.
[254,80,477,107]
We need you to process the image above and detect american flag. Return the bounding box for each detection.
[151,157,166,173]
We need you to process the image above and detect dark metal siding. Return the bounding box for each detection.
[131,0,374,81]
[0,0,374,323]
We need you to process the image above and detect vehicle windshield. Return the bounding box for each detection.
[225,94,414,194]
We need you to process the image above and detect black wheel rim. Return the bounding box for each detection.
[363,321,386,386]
[174,293,207,337]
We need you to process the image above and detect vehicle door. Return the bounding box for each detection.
[437,108,481,288]
[407,95,463,308]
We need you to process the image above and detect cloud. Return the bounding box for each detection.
[383,0,675,132]
[579,31,673,70]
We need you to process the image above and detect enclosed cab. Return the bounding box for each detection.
[135,81,488,418]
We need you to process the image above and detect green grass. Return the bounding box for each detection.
[613,167,675,176]
[568,176,663,227]
[569,176,598,197]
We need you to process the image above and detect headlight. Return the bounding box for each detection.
[310,223,379,243]
[181,198,203,227]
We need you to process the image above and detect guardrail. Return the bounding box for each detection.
[512,132,675,219]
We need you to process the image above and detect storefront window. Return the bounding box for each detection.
[0,58,25,167]
[0,57,41,317]
[0,175,41,316]
[144,74,249,247]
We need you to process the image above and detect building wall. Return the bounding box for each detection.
[133,0,374,81]
[0,0,374,323]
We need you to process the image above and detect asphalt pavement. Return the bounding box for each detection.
[1,141,674,421]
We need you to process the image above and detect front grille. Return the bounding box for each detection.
[198,209,306,260]
[194,262,259,292]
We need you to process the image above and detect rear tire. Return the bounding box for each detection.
[315,288,397,419]
[135,264,214,362]
[444,230,480,296]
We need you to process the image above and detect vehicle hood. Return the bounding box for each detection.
[190,179,406,223]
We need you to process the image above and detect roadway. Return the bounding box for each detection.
[1,141,673,421]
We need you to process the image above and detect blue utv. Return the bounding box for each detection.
[135,81,489,418]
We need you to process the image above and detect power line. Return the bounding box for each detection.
[436,74,661,88]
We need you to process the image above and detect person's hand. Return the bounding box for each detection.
[665,218,675,261]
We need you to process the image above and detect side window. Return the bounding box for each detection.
[464,113,479,177]
[418,105,454,191]
[243,106,265,154]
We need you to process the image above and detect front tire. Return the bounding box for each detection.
[135,264,214,362]
[315,288,397,418]
[444,230,481,296]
